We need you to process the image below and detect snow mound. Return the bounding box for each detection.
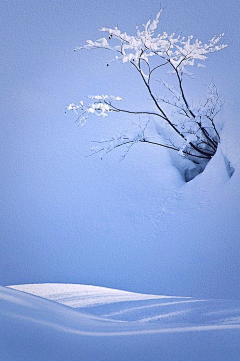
[7,283,240,326]
[1,284,240,360]
[8,283,183,308]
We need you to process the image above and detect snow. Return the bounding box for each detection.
[8,283,180,308]
[1,284,240,360]
[86,11,227,71]
[1,4,240,360]
[2,92,240,361]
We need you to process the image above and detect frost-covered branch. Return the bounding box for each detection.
[67,95,170,126]
[88,123,211,161]
[68,9,227,173]
[78,11,226,73]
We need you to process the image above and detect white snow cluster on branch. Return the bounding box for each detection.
[68,9,227,167]
[67,95,122,125]
[75,10,227,75]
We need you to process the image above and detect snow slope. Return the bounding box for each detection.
[2,284,240,360]
[8,283,184,308]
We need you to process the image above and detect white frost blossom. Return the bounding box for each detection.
[67,103,77,111]
[67,95,122,125]
[75,10,226,73]
[68,10,226,164]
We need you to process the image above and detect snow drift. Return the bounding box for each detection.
[1,284,240,360]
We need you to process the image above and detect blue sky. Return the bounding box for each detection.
[1,0,239,297]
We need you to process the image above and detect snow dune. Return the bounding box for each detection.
[8,283,186,308]
[1,284,239,360]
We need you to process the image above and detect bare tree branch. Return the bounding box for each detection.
[69,9,227,168]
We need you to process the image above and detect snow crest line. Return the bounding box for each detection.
[6,313,240,337]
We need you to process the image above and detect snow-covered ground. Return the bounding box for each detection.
[1,284,240,360]
[1,116,240,361]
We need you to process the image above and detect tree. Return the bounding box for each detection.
[68,10,227,180]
